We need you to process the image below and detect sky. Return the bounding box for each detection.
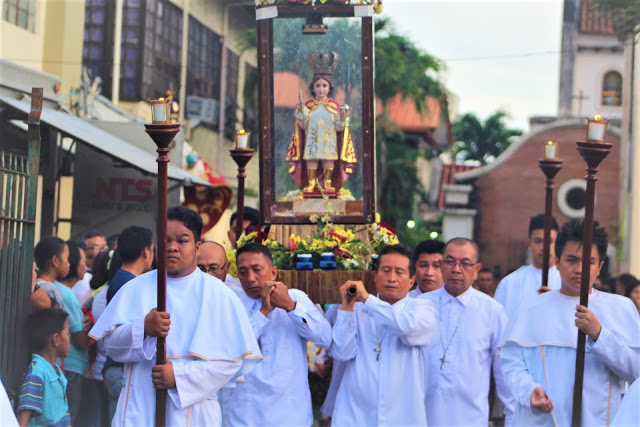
[383,0,565,132]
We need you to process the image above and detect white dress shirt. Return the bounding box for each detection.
[421,286,514,426]
[229,289,332,426]
[331,295,435,426]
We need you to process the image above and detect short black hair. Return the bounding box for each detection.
[168,206,203,242]
[106,234,119,250]
[117,226,153,263]
[624,277,640,298]
[413,240,444,266]
[555,218,608,262]
[529,213,559,237]
[62,241,83,280]
[83,231,105,245]
[230,207,260,229]
[479,268,492,275]
[618,273,637,290]
[443,237,479,262]
[236,242,273,264]
[90,249,120,289]
[34,237,66,272]
[25,309,68,353]
[376,244,414,276]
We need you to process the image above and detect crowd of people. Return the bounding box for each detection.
[2,208,639,427]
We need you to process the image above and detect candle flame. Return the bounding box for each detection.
[546,141,554,145]
[159,97,165,101]
[238,129,246,134]
[594,114,602,121]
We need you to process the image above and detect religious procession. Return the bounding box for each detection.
[1,0,640,426]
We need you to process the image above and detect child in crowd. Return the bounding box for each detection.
[17,309,71,427]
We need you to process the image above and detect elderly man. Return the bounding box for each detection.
[228,242,332,426]
[422,237,514,426]
[196,241,244,294]
[500,219,640,426]
[332,244,435,426]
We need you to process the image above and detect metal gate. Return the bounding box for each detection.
[0,89,42,398]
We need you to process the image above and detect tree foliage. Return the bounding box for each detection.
[450,111,523,165]
[593,0,640,38]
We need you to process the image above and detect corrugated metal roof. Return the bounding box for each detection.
[0,95,210,186]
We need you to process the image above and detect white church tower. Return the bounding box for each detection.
[557,0,624,120]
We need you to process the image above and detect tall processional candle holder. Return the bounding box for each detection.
[144,95,180,427]
[230,129,255,244]
[538,141,563,291]
[571,115,611,427]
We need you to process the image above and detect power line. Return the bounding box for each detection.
[444,49,564,62]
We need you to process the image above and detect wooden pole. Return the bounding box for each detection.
[571,140,611,427]
[538,159,563,290]
[144,123,181,427]
[230,149,255,245]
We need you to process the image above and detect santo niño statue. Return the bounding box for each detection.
[285,52,357,196]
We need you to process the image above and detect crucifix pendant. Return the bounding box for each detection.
[439,355,446,370]
[374,344,381,362]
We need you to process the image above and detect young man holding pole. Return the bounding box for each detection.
[90,207,260,426]
[500,219,640,425]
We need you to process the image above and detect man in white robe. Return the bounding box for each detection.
[408,239,444,297]
[611,378,640,426]
[228,243,332,426]
[90,207,261,427]
[421,237,514,426]
[500,218,640,426]
[494,214,562,318]
[331,244,436,426]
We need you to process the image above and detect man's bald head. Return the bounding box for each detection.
[197,241,229,282]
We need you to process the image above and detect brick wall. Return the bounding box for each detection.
[465,124,619,281]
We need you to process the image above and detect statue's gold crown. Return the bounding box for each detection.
[309,51,339,78]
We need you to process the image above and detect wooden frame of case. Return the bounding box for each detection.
[257,4,375,224]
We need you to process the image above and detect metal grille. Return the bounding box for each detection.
[0,89,41,400]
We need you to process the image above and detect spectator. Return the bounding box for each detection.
[625,279,640,313]
[615,273,637,296]
[106,234,119,251]
[59,242,90,304]
[17,309,71,427]
[228,207,260,248]
[83,231,107,274]
[33,237,69,311]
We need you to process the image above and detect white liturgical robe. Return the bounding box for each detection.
[420,287,514,426]
[331,295,435,426]
[228,289,332,426]
[500,290,640,426]
[611,378,640,427]
[89,268,261,427]
[494,264,561,318]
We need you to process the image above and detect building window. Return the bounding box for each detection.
[602,71,622,106]
[557,179,588,218]
[141,0,183,100]
[224,49,240,139]
[120,0,144,99]
[187,17,221,100]
[83,0,114,97]
[3,0,36,31]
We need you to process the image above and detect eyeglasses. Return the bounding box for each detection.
[442,259,478,270]
[87,244,108,252]
[198,262,227,275]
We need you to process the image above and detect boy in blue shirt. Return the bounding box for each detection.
[17,309,71,427]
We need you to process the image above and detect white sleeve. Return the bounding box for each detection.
[587,325,640,382]
[103,316,156,363]
[168,359,243,409]
[287,290,332,348]
[331,309,358,361]
[500,341,541,410]
[362,296,435,346]
[491,308,515,422]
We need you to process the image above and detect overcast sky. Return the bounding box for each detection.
[383,0,565,132]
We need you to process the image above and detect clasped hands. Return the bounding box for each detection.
[144,308,175,390]
[260,281,296,316]
[339,280,370,311]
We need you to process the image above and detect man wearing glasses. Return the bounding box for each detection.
[83,231,108,273]
[197,241,242,293]
[421,237,514,426]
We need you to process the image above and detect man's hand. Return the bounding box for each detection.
[144,308,170,338]
[270,282,296,312]
[575,305,602,341]
[260,283,276,317]
[82,317,94,334]
[530,386,553,413]
[340,281,369,310]
[151,360,175,389]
